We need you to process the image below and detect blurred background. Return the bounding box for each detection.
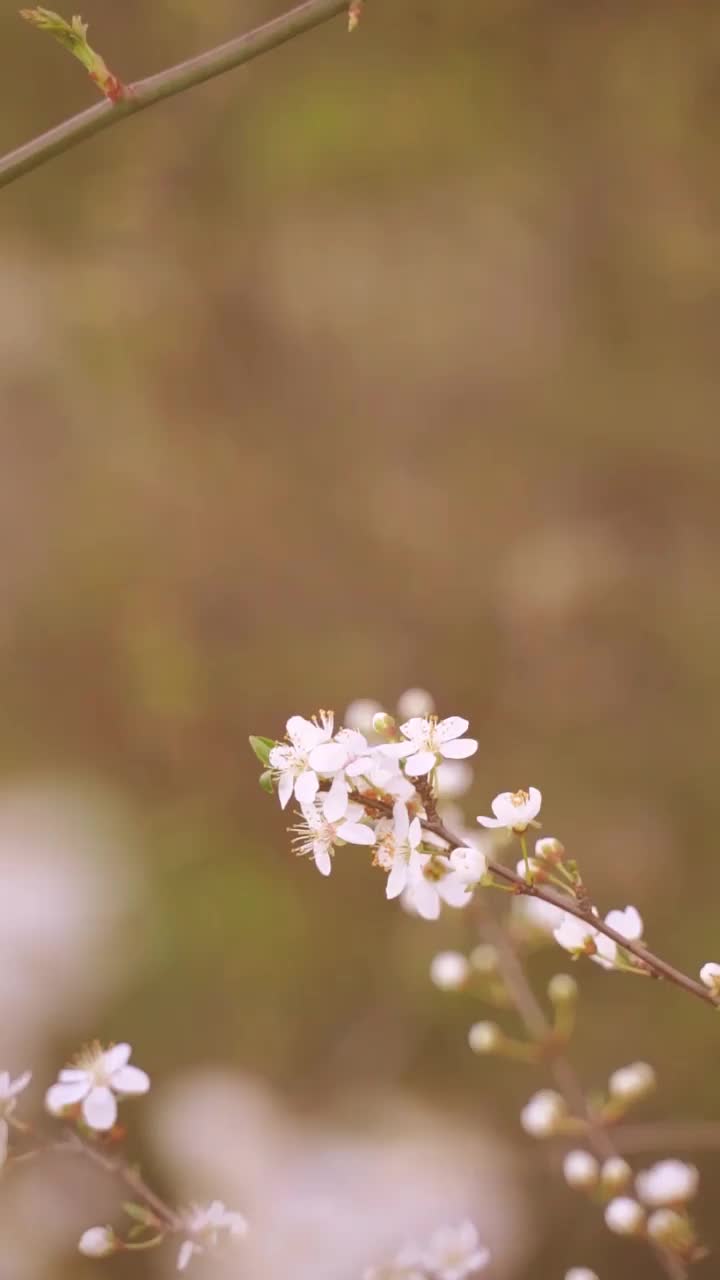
[1,0,719,1275]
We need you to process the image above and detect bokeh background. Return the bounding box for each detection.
[1,0,720,1275]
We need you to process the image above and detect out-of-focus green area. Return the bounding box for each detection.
[2,1,720,1276]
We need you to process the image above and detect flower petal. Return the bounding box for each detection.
[82,1086,117,1131]
[386,860,408,899]
[336,822,375,846]
[308,742,347,774]
[322,776,348,823]
[313,846,332,876]
[439,737,478,760]
[476,815,503,828]
[435,716,470,743]
[404,750,436,777]
[46,1079,89,1110]
[294,771,319,805]
[110,1065,150,1096]
[103,1043,132,1074]
[177,1240,197,1272]
[277,771,293,810]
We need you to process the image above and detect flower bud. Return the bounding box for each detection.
[520,1089,566,1137]
[535,836,565,863]
[700,962,720,995]
[608,1062,656,1103]
[372,712,396,737]
[600,1157,632,1193]
[78,1226,117,1257]
[647,1209,695,1252]
[396,688,435,719]
[548,974,578,1005]
[449,846,487,885]
[563,1150,599,1191]
[468,1021,502,1055]
[430,951,470,991]
[469,944,498,974]
[604,1197,645,1236]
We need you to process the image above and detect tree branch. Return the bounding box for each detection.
[0,0,350,190]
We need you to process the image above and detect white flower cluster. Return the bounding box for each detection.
[0,1045,246,1274]
[364,1221,490,1280]
[258,708,487,919]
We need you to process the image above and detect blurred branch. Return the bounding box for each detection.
[0,0,351,190]
[612,1124,720,1155]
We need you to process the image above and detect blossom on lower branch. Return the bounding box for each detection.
[176,1201,248,1272]
[45,1042,149,1131]
[364,1221,490,1280]
[0,1068,32,1167]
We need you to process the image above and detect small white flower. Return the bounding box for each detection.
[448,846,487,885]
[608,1062,656,1103]
[377,801,422,892]
[363,1243,426,1280]
[468,1021,502,1054]
[553,914,598,956]
[421,1221,490,1280]
[269,713,344,810]
[292,801,374,876]
[604,1197,645,1236]
[563,1150,599,1190]
[45,1043,149,1132]
[600,1158,632,1192]
[477,788,541,833]
[700,961,720,994]
[565,1270,599,1280]
[430,951,470,991]
[78,1226,116,1257]
[636,1160,699,1207]
[177,1201,247,1272]
[381,716,478,778]
[547,974,578,1004]
[520,1089,566,1137]
[535,836,564,859]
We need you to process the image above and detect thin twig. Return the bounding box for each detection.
[0,0,350,190]
[57,1130,181,1229]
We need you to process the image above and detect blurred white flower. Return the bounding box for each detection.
[45,1042,149,1131]
[520,1090,565,1138]
[512,895,565,936]
[562,1150,599,1190]
[565,1270,599,1280]
[292,802,374,877]
[646,1208,693,1249]
[421,1221,490,1280]
[636,1160,698,1207]
[0,1070,31,1169]
[604,1197,645,1236]
[270,714,344,810]
[604,906,643,941]
[700,962,720,994]
[600,1158,632,1193]
[344,700,384,735]
[534,837,564,860]
[396,689,436,720]
[363,1241,426,1280]
[608,1062,656,1103]
[177,1200,248,1272]
[78,1226,116,1257]
[435,762,473,800]
[477,789,541,834]
[430,952,469,991]
[468,1023,502,1055]
[381,717,478,779]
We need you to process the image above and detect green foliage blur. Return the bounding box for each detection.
[2,1,720,1275]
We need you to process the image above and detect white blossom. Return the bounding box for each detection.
[78,1226,116,1257]
[0,1068,31,1166]
[376,801,423,896]
[477,788,541,833]
[565,1270,599,1280]
[636,1160,699,1207]
[563,1150,599,1190]
[381,716,478,778]
[600,1158,632,1192]
[292,801,374,876]
[344,699,383,734]
[436,761,473,799]
[520,1089,566,1137]
[430,951,470,991]
[700,961,720,994]
[512,894,565,936]
[604,1197,645,1236]
[608,1062,656,1103]
[553,914,598,956]
[45,1043,149,1131]
[421,1221,490,1280]
[402,854,472,920]
[269,713,345,810]
[177,1201,247,1272]
[604,906,643,941]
